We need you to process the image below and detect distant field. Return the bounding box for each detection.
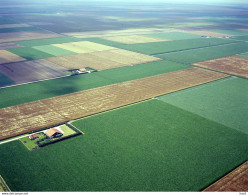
[184,30,232,37]
[0,26,40,33]
[0,68,227,140]
[0,72,15,87]
[0,43,22,50]
[0,60,189,109]
[0,100,247,191]
[193,56,248,78]
[148,32,202,40]
[86,37,239,55]
[238,52,248,58]
[157,42,248,64]
[211,29,248,36]
[7,47,54,60]
[0,50,26,64]
[158,77,248,134]
[232,35,248,41]
[33,45,76,56]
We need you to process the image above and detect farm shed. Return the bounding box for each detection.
[29,134,38,140]
[45,128,63,139]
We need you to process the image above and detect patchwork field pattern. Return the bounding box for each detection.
[46,49,161,70]
[204,161,248,191]
[0,50,25,64]
[102,35,170,44]
[33,45,76,56]
[0,59,68,85]
[185,30,232,37]
[0,30,63,43]
[0,68,227,140]
[0,43,22,50]
[193,56,248,78]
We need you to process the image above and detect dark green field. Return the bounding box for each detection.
[158,77,248,135]
[0,73,15,87]
[0,100,247,191]
[0,60,189,109]
[156,42,248,64]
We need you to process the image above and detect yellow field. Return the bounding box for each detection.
[185,30,232,37]
[102,35,170,44]
[53,41,115,53]
[0,67,228,140]
[0,31,63,43]
[45,49,161,70]
[0,50,26,64]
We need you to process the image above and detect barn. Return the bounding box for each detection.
[45,128,63,139]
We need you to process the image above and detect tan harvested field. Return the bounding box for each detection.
[53,41,116,53]
[0,59,68,84]
[45,49,161,70]
[0,50,25,64]
[204,161,248,191]
[0,23,30,29]
[185,30,232,37]
[0,30,63,43]
[0,42,22,50]
[0,67,228,140]
[102,35,170,44]
[193,56,248,78]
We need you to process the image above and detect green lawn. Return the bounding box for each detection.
[147,32,202,40]
[158,77,248,135]
[0,73,15,87]
[156,42,248,64]
[7,47,54,60]
[15,37,84,47]
[33,45,76,56]
[0,100,247,191]
[86,37,239,55]
[59,125,77,137]
[0,60,189,109]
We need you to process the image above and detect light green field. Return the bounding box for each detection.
[53,42,96,53]
[0,100,247,191]
[158,77,248,134]
[148,32,202,40]
[33,45,76,56]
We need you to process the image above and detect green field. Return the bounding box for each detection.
[0,100,247,191]
[87,37,239,55]
[33,45,76,56]
[158,77,248,134]
[212,29,248,36]
[15,37,83,47]
[156,42,248,64]
[0,73,15,87]
[0,26,40,33]
[147,32,202,40]
[232,35,248,41]
[7,47,54,60]
[238,52,248,58]
[0,60,189,109]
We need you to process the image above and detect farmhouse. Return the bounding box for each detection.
[45,128,63,139]
[29,134,38,140]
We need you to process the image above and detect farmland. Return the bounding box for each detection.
[193,56,248,78]
[0,100,247,191]
[0,0,248,192]
[0,68,227,140]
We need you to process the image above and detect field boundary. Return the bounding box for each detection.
[0,175,11,192]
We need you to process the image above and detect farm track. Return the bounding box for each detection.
[204,161,248,191]
[0,67,228,141]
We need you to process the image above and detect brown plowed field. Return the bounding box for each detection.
[0,50,26,64]
[204,161,248,191]
[193,56,248,78]
[0,30,63,43]
[0,59,68,84]
[46,49,161,70]
[0,43,22,50]
[185,30,232,37]
[102,35,170,44]
[0,67,228,140]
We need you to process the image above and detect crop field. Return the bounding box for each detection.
[0,100,247,191]
[204,161,248,191]
[0,30,63,43]
[147,32,202,40]
[0,60,189,109]
[0,23,30,29]
[0,26,40,33]
[0,68,227,140]
[102,35,169,44]
[0,50,25,64]
[0,43,22,50]
[0,72,15,87]
[157,42,248,64]
[158,77,248,134]
[193,56,248,78]
[185,30,232,37]
[0,59,68,85]
[232,35,248,41]
[7,47,54,60]
[46,49,161,70]
[33,45,76,56]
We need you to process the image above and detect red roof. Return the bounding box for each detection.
[29,134,38,140]
[45,128,62,137]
